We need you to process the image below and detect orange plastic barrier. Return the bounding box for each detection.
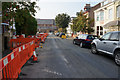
[37,33,44,37]
[9,38,40,50]
[40,35,45,43]
[27,36,41,48]
[44,33,48,38]
[37,33,48,43]
[0,40,35,79]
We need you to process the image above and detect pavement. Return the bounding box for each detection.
[19,34,120,79]
[66,37,74,40]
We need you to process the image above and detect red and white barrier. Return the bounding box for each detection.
[0,40,36,79]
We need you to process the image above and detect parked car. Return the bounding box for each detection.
[48,32,53,35]
[60,33,65,37]
[91,31,120,66]
[55,32,60,36]
[73,34,99,48]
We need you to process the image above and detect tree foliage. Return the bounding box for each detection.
[2,1,39,35]
[55,13,70,32]
[71,10,94,34]
[15,9,37,35]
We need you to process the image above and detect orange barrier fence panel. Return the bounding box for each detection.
[26,37,41,48]
[36,33,48,43]
[0,40,35,79]
[9,38,38,50]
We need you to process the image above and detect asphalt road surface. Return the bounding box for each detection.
[20,34,120,79]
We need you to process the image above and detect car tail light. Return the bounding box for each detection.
[85,39,91,41]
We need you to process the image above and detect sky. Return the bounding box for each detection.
[34,0,103,19]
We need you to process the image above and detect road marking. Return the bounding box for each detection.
[61,56,69,64]
[63,58,69,64]
[52,38,59,49]
[43,69,62,76]
[47,37,59,39]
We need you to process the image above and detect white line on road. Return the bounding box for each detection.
[61,56,69,64]
[52,37,59,49]
[42,69,62,76]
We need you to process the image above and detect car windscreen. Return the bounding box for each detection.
[87,35,99,40]
[78,34,87,39]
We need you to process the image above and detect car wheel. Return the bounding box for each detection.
[114,50,120,66]
[91,44,98,54]
[73,40,76,44]
[80,42,83,48]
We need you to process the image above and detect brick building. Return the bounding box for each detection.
[37,19,58,33]
[83,3,101,34]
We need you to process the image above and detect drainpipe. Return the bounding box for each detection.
[118,20,120,31]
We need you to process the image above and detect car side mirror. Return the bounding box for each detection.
[99,38,104,41]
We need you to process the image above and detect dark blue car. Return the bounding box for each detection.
[59,33,65,37]
[73,34,99,48]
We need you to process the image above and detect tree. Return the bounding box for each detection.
[2,1,39,35]
[71,18,79,33]
[55,13,70,32]
[15,9,37,35]
[71,10,94,34]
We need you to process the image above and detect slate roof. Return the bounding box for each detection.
[37,19,55,25]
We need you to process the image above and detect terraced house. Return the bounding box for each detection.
[94,0,120,36]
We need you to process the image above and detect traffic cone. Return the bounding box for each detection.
[33,50,37,61]
[40,43,43,48]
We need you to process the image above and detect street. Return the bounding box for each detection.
[20,34,119,78]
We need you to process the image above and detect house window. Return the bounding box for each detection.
[97,15,99,21]
[96,13,99,21]
[97,26,99,30]
[100,26,103,30]
[104,0,108,5]
[117,5,120,18]
[100,11,104,21]
[108,8,113,19]
[100,32,103,35]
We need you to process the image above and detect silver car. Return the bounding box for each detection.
[91,31,120,66]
